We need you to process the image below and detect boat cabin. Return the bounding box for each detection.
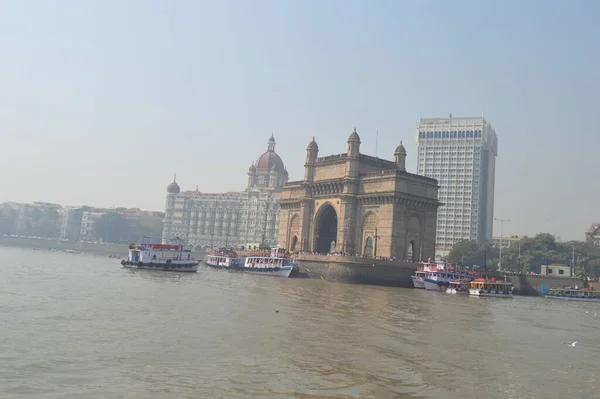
[244,247,293,268]
[470,279,513,292]
[128,237,191,263]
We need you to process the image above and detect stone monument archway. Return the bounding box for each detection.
[315,203,338,254]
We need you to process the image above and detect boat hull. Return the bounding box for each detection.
[423,278,449,291]
[242,266,293,278]
[446,287,469,294]
[469,288,513,297]
[205,261,238,269]
[545,294,600,302]
[205,261,293,277]
[122,261,198,272]
[411,276,425,289]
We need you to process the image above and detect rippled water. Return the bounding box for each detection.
[0,246,598,398]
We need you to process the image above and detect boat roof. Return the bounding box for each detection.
[472,278,512,284]
[551,287,600,292]
[246,255,290,259]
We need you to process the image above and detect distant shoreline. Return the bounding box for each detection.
[0,236,126,257]
[0,236,205,261]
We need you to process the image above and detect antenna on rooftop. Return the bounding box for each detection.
[375,130,379,157]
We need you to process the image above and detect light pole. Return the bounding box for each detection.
[494,218,510,271]
[517,242,521,272]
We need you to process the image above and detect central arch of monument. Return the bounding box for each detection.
[314,203,338,254]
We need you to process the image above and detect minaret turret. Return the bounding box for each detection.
[267,134,276,152]
[247,163,256,189]
[345,128,361,179]
[304,137,318,182]
[394,141,407,171]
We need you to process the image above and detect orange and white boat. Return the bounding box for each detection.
[469,278,513,297]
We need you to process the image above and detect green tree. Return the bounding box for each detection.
[94,212,131,244]
[447,240,479,265]
[488,234,600,276]
[446,240,498,268]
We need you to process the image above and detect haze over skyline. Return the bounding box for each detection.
[1,0,599,241]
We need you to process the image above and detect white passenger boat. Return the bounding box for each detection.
[422,262,478,291]
[469,278,513,297]
[121,237,198,272]
[411,270,427,288]
[205,250,242,269]
[206,248,297,277]
[242,247,297,277]
[411,261,440,288]
[545,287,600,302]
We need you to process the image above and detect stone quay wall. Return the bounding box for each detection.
[503,274,581,296]
[295,255,417,287]
[294,255,582,296]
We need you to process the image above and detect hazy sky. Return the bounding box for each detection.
[1,0,599,241]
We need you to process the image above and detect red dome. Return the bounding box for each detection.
[255,135,285,172]
[255,151,284,171]
[167,181,180,194]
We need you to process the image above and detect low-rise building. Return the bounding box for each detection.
[540,264,571,277]
[1,201,164,243]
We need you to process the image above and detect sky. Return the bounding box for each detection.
[0,0,599,241]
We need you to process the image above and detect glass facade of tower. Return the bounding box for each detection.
[416,116,498,258]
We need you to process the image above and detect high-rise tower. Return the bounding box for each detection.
[416,115,498,258]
